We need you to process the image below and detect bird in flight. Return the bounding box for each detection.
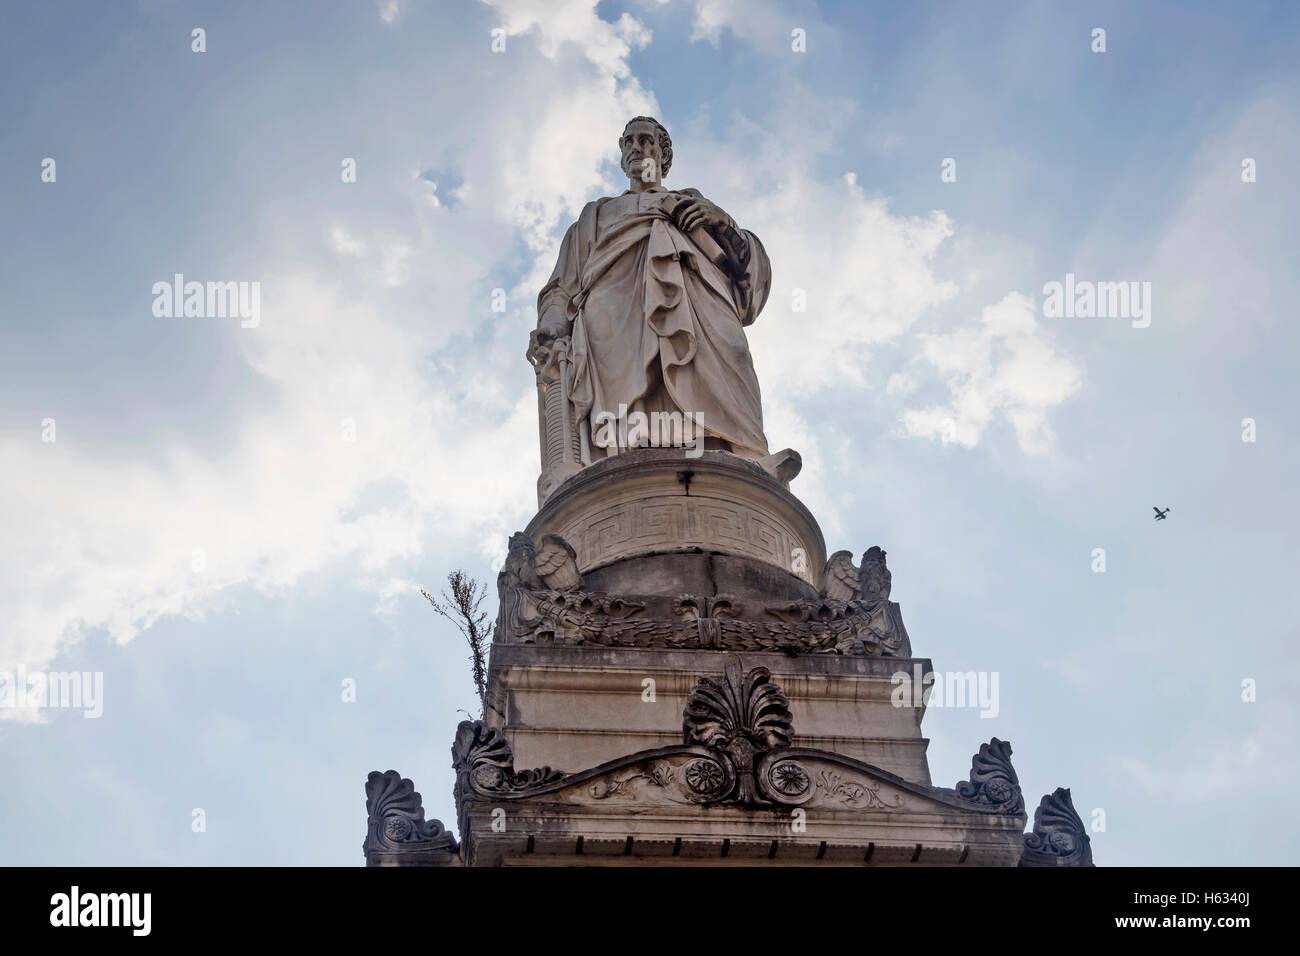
[1153,507,1170,521]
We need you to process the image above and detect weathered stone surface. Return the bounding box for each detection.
[1020,787,1095,867]
[954,737,1025,816]
[497,589,911,658]
[526,448,825,588]
[584,551,818,606]
[362,770,459,867]
[812,546,912,657]
[452,720,565,794]
[858,546,892,603]
[682,659,793,804]
[448,658,1028,867]
[485,643,936,782]
[496,514,910,659]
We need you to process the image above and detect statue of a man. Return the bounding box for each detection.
[529,116,797,487]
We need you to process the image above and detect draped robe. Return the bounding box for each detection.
[536,186,772,460]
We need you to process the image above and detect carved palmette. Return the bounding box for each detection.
[1020,787,1094,866]
[683,660,793,752]
[955,737,1024,815]
[452,720,564,794]
[363,770,457,858]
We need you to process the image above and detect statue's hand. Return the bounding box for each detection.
[528,326,557,366]
[672,196,727,234]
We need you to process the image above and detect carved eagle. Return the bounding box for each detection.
[858,546,891,604]
[821,550,860,602]
[532,533,582,591]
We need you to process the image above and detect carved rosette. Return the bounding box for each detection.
[761,757,814,805]
[955,737,1025,816]
[363,770,458,866]
[452,720,564,796]
[682,756,732,799]
[557,746,925,814]
[1020,788,1094,867]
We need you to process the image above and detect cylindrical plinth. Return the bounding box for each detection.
[524,448,826,589]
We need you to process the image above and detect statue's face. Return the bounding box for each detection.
[620,121,664,184]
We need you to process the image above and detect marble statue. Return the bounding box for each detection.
[529,116,798,501]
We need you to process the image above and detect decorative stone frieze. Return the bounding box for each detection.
[493,531,911,657]
[450,658,1027,820]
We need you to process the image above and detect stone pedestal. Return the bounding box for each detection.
[363,448,1094,868]
[526,448,826,589]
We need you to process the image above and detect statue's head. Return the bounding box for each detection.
[619,116,672,184]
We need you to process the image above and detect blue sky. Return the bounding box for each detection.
[1,0,1297,865]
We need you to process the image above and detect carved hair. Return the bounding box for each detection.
[620,115,673,178]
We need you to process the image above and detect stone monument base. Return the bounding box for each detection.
[363,447,1096,868]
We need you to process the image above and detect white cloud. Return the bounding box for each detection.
[0,0,663,700]
[0,0,1085,710]
[377,240,413,287]
[484,0,651,78]
[328,227,412,286]
[663,101,961,404]
[0,271,539,702]
[899,292,1083,453]
[686,0,809,51]
[745,174,959,397]
[1117,723,1295,804]
[652,93,1080,473]
[472,1,659,248]
[329,225,367,258]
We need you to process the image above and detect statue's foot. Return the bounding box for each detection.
[756,448,802,486]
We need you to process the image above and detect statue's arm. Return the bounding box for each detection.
[530,220,582,363]
[733,227,771,325]
[537,222,580,335]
